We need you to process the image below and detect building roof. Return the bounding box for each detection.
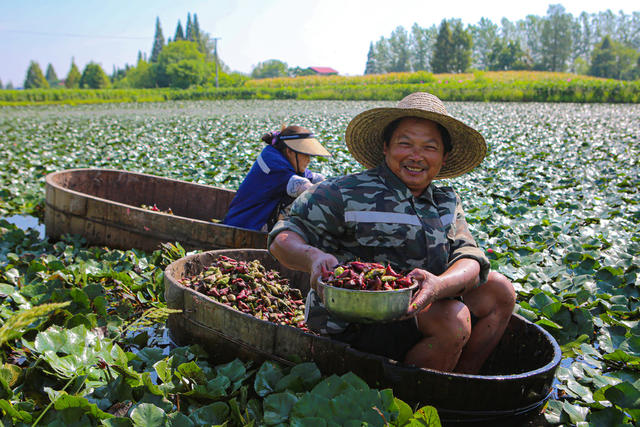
[308,66,339,75]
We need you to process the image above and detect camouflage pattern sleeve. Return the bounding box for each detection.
[268,179,345,253]
[447,192,490,286]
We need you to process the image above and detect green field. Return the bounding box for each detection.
[2,71,640,105]
[0,100,639,425]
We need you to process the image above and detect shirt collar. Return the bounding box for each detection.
[263,145,294,171]
[374,162,436,205]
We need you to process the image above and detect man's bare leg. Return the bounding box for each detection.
[454,271,516,374]
[405,299,472,372]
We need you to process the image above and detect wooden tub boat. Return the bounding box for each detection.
[45,169,267,252]
[165,249,562,426]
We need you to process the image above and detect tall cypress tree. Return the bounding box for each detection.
[150,17,165,63]
[192,14,201,42]
[45,63,59,86]
[364,42,378,74]
[192,13,207,55]
[431,20,453,73]
[185,13,193,41]
[174,20,185,41]
[24,61,49,89]
[0,78,3,90]
[65,59,81,88]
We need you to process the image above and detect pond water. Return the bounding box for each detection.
[2,214,45,238]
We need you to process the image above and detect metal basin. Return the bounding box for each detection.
[318,279,418,322]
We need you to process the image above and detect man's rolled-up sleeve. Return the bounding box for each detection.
[268,180,344,254]
[447,194,490,286]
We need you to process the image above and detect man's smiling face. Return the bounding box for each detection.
[383,117,448,197]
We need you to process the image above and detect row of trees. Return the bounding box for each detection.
[365,5,640,80]
[22,60,109,89]
[13,13,245,90]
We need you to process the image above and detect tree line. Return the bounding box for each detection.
[6,5,640,90]
[364,5,640,80]
[12,13,249,90]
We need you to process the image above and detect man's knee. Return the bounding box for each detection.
[487,271,517,311]
[418,299,472,343]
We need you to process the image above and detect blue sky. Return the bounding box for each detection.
[1,0,638,87]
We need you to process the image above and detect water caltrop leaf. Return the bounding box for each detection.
[0,398,33,423]
[290,393,331,419]
[531,290,557,308]
[392,397,414,426]
[176,361,207,385]
[189,401,230,426]
[404,405,442,426]
[587,407,629,426]
[276,362,321,393]
[254,361,284,397]
[562,401,589,423]
[102,418,134,427]
[206,376,232,397]
[290,417,327,427]
[263,391,299,425]
[603,349,640,367]
[535,317,562,330]
[340,371,371,392]
[53,393,114,420]
[167,411,195,427]
[130,402,167,427]
[604,381,640,409]
[153,357,173,383]
[216,358,247,382]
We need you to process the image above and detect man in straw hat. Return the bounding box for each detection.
[269,92,515,373]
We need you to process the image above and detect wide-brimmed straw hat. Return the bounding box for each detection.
[345,92,486,179]
[280,133,331,157]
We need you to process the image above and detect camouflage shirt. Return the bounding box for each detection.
[268,162,489,333]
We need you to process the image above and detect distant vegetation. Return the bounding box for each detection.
[1,5,638,92]
[365,6,640,81]
[1,71,639,105]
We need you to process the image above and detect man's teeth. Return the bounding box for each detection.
[406,166,422,172]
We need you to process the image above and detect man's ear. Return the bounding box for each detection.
[442,151,449,165]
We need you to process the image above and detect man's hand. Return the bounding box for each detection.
[310,252,339,298]
[269,230,338,298]
[404,268,443,317]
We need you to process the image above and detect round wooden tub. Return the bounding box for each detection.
[45,168,267,252]
[165,249,561,425]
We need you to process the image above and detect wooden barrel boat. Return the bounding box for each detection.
[165,249,562,426]
[44,169,267,252]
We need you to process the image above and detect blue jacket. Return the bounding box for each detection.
[223,145,314,231]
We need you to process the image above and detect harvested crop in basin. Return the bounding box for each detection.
[323,261,413,291]
[179,255,308,331]
[141,204,174,215]
[141,203,220,222]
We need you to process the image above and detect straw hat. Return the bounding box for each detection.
[345,92,486,179]
[280,134,331,157]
